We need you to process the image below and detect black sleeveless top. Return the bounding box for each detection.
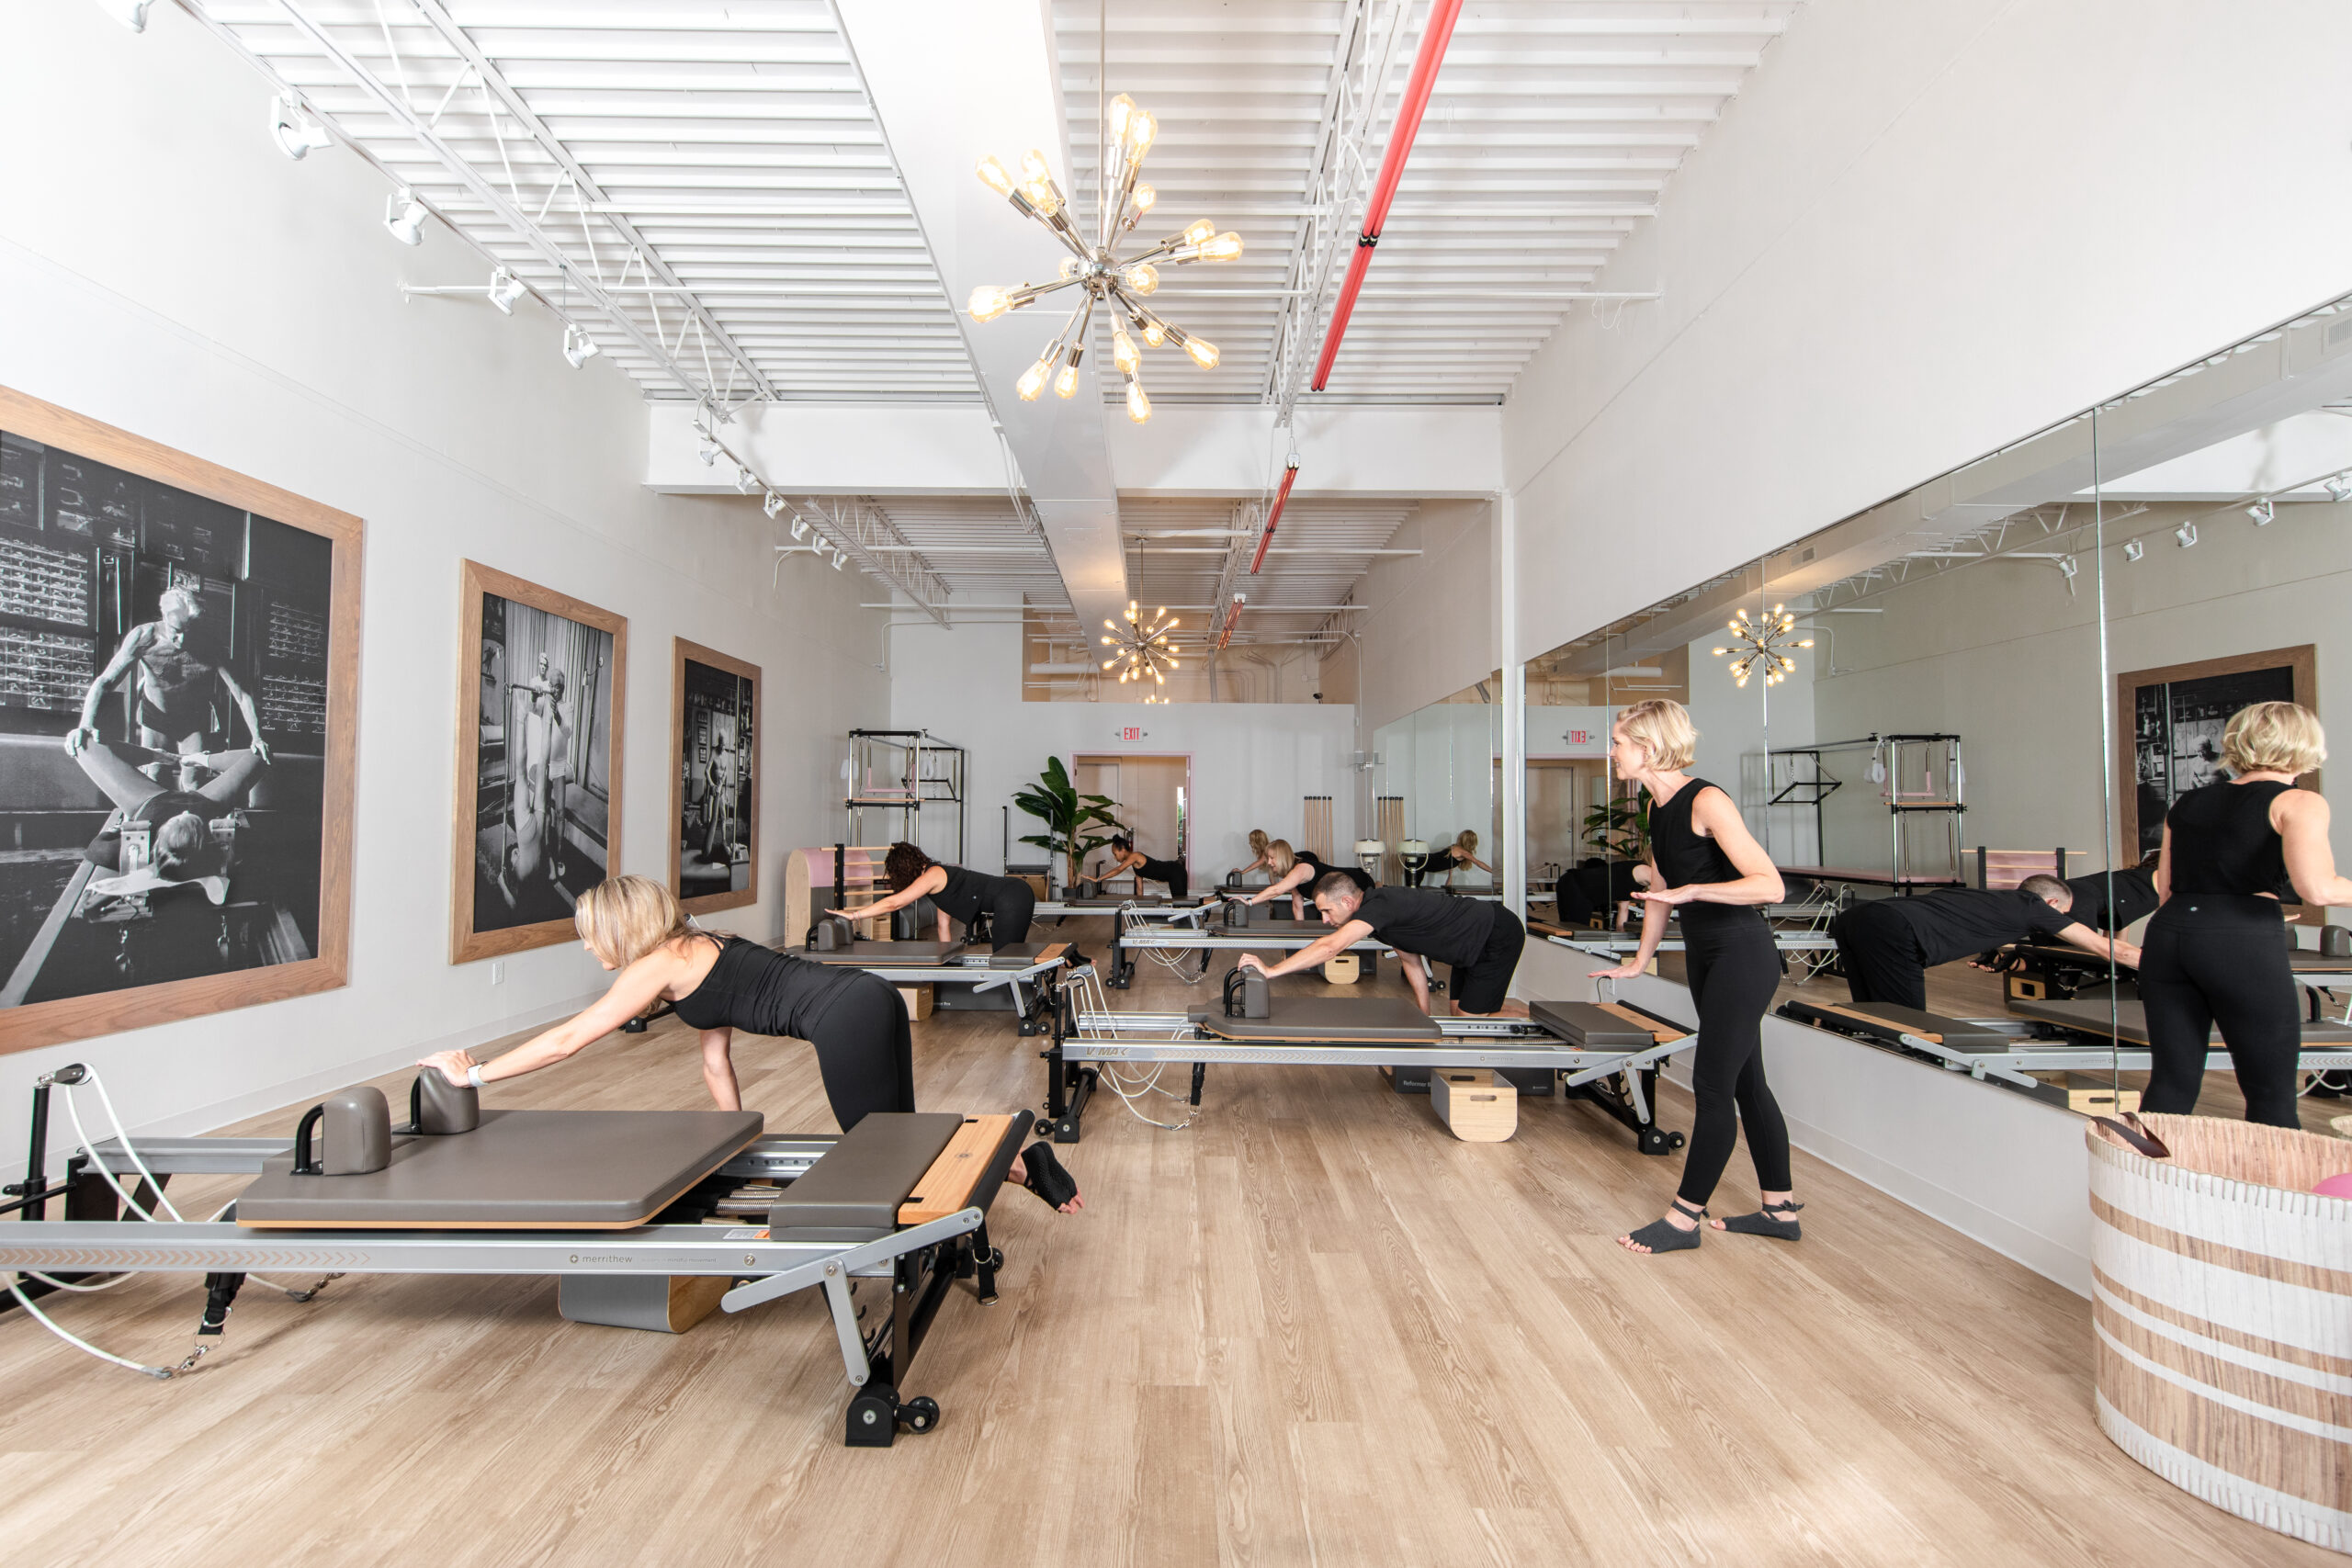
[672,935,862,1036]
[2165,780,2294,899]
[930,863,1002,924]
[1296,849,1374,893]
[1135,853,1185,886]
[1649,778,1759,932]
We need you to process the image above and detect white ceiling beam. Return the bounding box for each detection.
[832,0,1125,629]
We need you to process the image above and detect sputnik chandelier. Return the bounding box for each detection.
[966,94,1242,424]
[1711,604,1813,689]
[1102,599,1179,689]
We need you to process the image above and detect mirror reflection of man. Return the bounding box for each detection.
[67,585,269,776]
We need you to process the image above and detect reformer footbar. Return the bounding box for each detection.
[0,1072,1034,1449]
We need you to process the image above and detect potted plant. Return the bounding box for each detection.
[1583,788,1651,863]
[1013,756,1126,890]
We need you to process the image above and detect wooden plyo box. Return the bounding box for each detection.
[898,984,934,1021]
[1429,1068,1516,1142]
[1322,953,1362,984]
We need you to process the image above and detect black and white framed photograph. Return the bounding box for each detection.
[451,559,625,963]
[0,385,360,1052]
[671,637,758,913]
[2118,644,2315,855]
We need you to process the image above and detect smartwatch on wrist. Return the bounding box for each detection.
[466,1062,489,1089]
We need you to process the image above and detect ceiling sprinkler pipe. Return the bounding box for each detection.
[1250,456,1304,574]
[1310,0,1465,391]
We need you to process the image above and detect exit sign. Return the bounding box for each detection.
[1567,728,1592,744]
[1114,727,1148,741]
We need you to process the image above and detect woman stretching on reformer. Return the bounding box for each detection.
[1227,839,1373,921]
[418,875,1081,1212]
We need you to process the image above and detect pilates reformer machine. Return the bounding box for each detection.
[1777,995,2352,1111]
[1098,898,1392,988]
[0,1066,1032,1447]
[1984,939,2352,1021]
[798,934,1074,1034]
[1036,964,1692,1154]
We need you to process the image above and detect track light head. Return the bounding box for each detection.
[384,189,428,246]
[100,0,153,31]
[270,93,332,160]
[487,268,526,315]
[832,549,848,571]
[790,516,809,543]
[734,468,757,495]
[2057,555,2078,581]
[763,491,786,519]
[561,323,599,367]
[2175,521,2198,548]
[2325,474,2352,504]
[697,437,718,467]
[2123,538,2144,562]
[2246,498,2275,525]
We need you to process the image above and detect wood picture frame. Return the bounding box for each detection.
[669,637,759,915]
[451,560,626,964]
[0,384,362,1053]
[2116,643,2317,862]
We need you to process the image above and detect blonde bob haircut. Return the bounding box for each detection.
[1264,839,1296,875]
[573,874,699,970]
[2221,701,2326,777]
[1614,698,1700,772]
[1248,828,1270,856]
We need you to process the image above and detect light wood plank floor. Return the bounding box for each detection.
[0,918,2327,1566]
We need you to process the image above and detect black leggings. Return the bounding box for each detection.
[801,974,916,1131]
[2138,896,2301,1128]
[985,880,1035,951]
[1833,899,1928,1010]
[1676,912,1792,1207]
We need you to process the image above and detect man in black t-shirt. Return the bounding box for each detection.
[1832,874,2140,1010]
[1238,874,1526,1015]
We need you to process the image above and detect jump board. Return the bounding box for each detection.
[237,1109,764,1230]
[2007,994,2352,1046]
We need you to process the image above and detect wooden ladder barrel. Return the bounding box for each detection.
[2086,1114,2352,1552]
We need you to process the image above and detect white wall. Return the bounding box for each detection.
[0,6,884,1178]
[1501,0,2352,667]
[890,614,1357,876]
[1355,499,1497,734]
[1683,637,1820,864]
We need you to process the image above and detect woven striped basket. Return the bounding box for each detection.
[2087,1114,2352,1552]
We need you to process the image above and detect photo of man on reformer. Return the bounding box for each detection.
[471,592,613,931]
[0,432,332,1010]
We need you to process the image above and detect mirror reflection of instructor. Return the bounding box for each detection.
[2142,702,2352,1127]
[1833,875,2138,1011]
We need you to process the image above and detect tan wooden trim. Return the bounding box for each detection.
[449,559,628,965]
[1592,1000,1688,1043]
[1811,1000,1942,1043]
[1036,942,1069,964]
[0,386,362,1054]
[669,637,761,917]
[2114,643,2318,872]
[896,1113,1017,1225]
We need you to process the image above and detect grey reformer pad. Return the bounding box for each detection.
[2007,995,2352,1044]
[810,940,968,964]
[766,1111,965,1242]
[1527,999,1657,1049]
[236,1109,764,1229]
[1840,1002,2014,1051]
[1185,995,1441,1042]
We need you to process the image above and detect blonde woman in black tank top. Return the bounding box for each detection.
[1589,700,1801,1254]
[2142,702,2352,1127]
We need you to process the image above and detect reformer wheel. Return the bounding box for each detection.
[1637,1126,1678,1156]
[846,1384,899,1447]
[899,1395,940,1434]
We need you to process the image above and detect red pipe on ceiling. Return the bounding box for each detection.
[1309,0,1465,393]
[1248,455,1303,575]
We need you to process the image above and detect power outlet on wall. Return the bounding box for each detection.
[491,961,505,985]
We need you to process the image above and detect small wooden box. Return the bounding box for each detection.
[1322,953,1362,984]
[1428,1068,1516,1142]
[559,1272,729,1334]
[1019,874,1049,899]
[898,984,934,1021]
[2064,1076,2139,1115]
